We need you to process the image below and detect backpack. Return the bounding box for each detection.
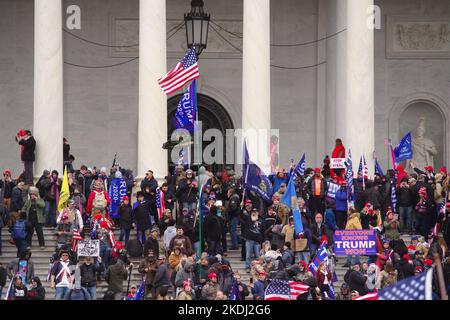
[93,191,107,210]
[127,239,143,258]
[11,220,27,240]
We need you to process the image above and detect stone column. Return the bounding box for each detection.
[242,0,271,171]
[344,0,374,173]
[327,0,374,173]
[34,0,63,177]
[138,0,167,181]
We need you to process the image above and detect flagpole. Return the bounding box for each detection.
[193,79,202,261]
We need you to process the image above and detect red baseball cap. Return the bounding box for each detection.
[314,168,321,173]
[245,200,252,205]
[208,272,217,279]
[122,196,129,201]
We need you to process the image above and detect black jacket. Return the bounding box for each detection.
[153,262,170,288]
[140,178,158,203]
[204,214,223,242]
[118,204,133,229]
[396,260,415,281]
[310,222,332,246]
[241,212,263,243]
[11,187,24,212]
[397,185,413,207]
[0,266,7,287]
[18,136,36,162]
[80,263,100,287]
[176,179,197,204]
[227,193,241,219]
[345,269,369,296]
[143,237,160,256]
[133,201,151,231]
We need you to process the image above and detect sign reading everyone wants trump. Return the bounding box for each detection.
[333,230,377,255]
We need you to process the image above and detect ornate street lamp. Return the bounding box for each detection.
[184,0,210,57]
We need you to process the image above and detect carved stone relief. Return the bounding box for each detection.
[386,16,450,59]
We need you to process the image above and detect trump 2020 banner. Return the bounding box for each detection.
[333,230,377,255]
[109,178,128,219]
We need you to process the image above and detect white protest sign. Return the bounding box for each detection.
[77,240,100,257]
[330,158,346,169]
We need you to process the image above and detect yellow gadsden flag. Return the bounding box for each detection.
[57,166,70,213]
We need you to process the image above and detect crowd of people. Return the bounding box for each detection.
[0,135,449,300]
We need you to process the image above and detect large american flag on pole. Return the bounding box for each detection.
[158,47,199,95]
[265,280,309,300]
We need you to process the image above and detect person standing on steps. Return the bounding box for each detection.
[16,130,36,186]
[21,186,46,249]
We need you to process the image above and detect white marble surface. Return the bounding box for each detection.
[242,0,271,170]
[138,0,167,179]
[345,0,375,174]
[33,0,63,175]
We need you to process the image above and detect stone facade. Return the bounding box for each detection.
[0,0,448,177]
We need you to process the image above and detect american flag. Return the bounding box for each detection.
[265,280,309,300]
[355,290,379,300]
[378,268,434,300]
[71,229,83,252]
[358,154,369,180]
[158,48,199,95]
[155,187,165,220]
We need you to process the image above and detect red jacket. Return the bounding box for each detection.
[332,145,346,159]
[316,269,333,289]
[86,189,111,216]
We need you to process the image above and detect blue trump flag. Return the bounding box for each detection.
[242,140,273,202]
[109,178,128,219]
[173,80,196,132]
[293,153,306,178]
[375,158,384,176]
[281,176,304,235]
[394,132,412,162]
[245,163,273,203]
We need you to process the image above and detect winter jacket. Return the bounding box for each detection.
[18,136,36,162]
[175,262,195,288]
[79,262,100,287]
[345,212,362,230]
[379,269,398,289]
[22,199,46,224]
[133,201,151,231]
[346,270,369,296]
[227,193,241,219]
[396,260,415,281]
[397,185,413,207]
[153,262,170,288]
[176,179,197,204]
[324,208,337,232]
[241,212,263,243]
[11,187,24,212]
[201,282,220,300]
[27,285,45,300]
[311,222,332,246]
[143,237,160,257]
[204,214,223,242]
[164,226,177,251]
[0,265,7,287]
[335,188,348,212]
[118,204,133,229]
[308,177,327,197]
[383,219,400,240]
[139,256,160,285]
[140,177,158,203]
[38,177,62,202]
[105,261,128,293]
[169,235,194,255]
[0,180,15,199]
[251,280,267,300]
[86,189,111,215]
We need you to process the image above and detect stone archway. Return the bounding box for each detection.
[388,92,449,169]
[167,93,235,173]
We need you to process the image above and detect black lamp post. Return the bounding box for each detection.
[184,0,210,57]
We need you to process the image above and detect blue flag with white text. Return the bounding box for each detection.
[394,132,412,162]
[293,153,306,178]
[173,80,196,132]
